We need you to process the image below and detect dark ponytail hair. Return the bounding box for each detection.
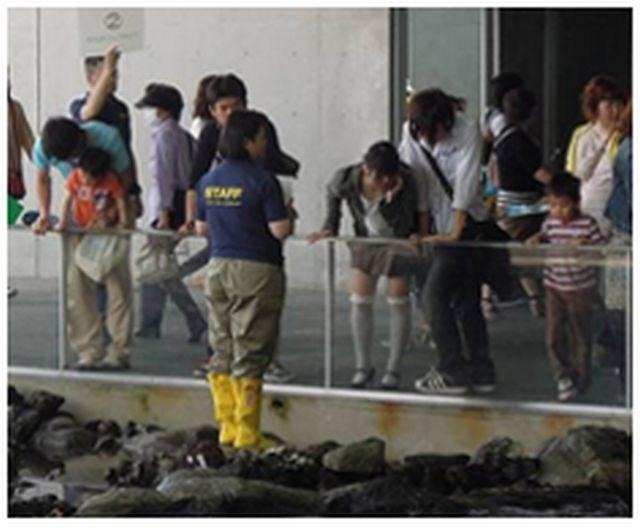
[218,110,268,160]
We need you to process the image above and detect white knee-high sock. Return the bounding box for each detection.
[350,294,374,370]
[387,296,411,373]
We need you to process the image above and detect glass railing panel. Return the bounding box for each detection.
[331,237,631,408]
[128,234,328,386]
[8,224,631,410]
[8,227,60,370]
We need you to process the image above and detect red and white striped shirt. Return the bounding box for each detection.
[540,214,604,292]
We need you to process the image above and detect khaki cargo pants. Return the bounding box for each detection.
[204,258,285,379]
[66,234,134,362]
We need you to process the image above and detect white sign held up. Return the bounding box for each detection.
[78,9,144,55]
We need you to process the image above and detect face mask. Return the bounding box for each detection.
[143,108,159,126]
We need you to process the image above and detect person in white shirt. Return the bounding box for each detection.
[398,88,497,395]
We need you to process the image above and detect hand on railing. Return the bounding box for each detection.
[32,214,51,235]
[420,233,457,244]
[155,211,171,231]
[525,233,541,246]
[307,229,331,244]
[177,221,195,238]
[194,220,209,237]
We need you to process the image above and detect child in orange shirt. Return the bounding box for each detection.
[58,147,133,370]
[59,147,126,230]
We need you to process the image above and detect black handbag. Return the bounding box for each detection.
[419,145,515,300]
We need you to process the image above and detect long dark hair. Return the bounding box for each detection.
[192,74,217,119]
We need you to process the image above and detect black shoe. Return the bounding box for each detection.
[135,327,161,339]
[350,368,375,389]
[470,363,497,394]
[380,371,400,390]
[187,325,206,344]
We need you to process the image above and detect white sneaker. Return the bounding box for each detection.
[414,367,470,395]
[100,350,131,371]
[263,361,295,384]
[70,355,104,371]
[557,377,577,401]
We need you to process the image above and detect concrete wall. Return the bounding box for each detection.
[10,372,632,460]
[8,8,391,287]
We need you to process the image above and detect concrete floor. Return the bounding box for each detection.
[8,276,628,407]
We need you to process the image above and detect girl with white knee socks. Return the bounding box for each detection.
[309,141,420,389]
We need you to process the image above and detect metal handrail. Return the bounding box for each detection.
[8,225,632,413]
[8,224,631,267]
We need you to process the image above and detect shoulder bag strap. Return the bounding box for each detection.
[418,144,454,199]
[418,143,479,224]
[492,124,518,149]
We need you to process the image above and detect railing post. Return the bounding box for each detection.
[58,233,69,370]
[625,247,632,409]
[324,239,336,388]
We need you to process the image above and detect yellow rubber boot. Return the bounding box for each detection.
[231,376,275,451]
[206,373,237,446]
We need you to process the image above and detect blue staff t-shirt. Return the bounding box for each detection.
[197,159,288,266]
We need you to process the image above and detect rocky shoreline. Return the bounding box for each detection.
[8,386,631,517]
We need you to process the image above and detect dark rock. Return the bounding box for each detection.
[204,447,323,490]
[536,426,631,501]
[122,425,216,461]
[123,421,165,439]
[156,468,321,516]
[9,408,43,446]
[108,425,224,489]
[183,439,226,470]
[84,419,122,438]
[75,487,184,517]
[471,437,522,465]
[9,385,24,407]
[322,475,468,516]
[12,448,65,479]
[30,414,97,462]
[322,437,386,476]
[423,437,541,493]
[9,494,75,517]
[25,391,65,419]
[450,486,630,517]
[105,457,167,488]
[9,391,67,449]
[300,440,341,464]
[402,454,470,489]
[93,436,121,456]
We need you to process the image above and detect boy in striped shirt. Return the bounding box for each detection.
[527,172,604,401]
